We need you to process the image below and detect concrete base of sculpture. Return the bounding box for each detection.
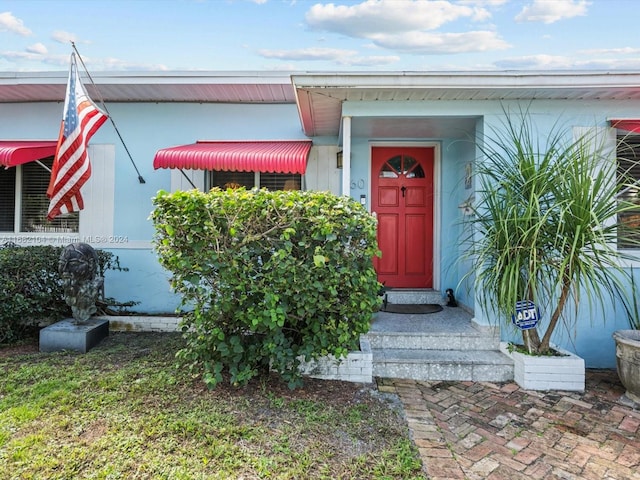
[39,318,109,353]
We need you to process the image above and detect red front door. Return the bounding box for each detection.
[372,147,434,288]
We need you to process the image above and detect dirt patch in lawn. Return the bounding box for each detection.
[0,340,38,358]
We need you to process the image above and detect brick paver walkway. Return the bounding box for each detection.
[379,370,640,480]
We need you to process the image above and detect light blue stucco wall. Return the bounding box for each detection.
[440,135,476,309]
[476,101,640,368]
[348,137,372,204]
[477,101,639,367]
[103,102,307,241]
[1,101,306,313]
[341,98,640,368]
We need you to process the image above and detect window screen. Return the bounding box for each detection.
[0,166,16,232]
[207,170,301,191]
[20,158,79,233]
[260,173,301,191]
[617,135,640,249]
[207,171,255,190]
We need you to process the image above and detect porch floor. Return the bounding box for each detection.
[369,305,478,334]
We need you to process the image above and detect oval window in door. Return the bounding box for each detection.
[379,155,425,178]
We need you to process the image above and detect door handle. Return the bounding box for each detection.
[401,186,406,198]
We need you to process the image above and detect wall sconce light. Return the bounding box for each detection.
[336,150,343,169]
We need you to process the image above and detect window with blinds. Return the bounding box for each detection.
[207,170,301,191]
[0,157,79,234]
[260,173,301,191]
[207,171,255,190]
[617,135,640,249]
[0,166,16,232]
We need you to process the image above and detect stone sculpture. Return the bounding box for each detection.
[59,243,103,324]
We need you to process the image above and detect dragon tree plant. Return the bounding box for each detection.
[463,107,639,355]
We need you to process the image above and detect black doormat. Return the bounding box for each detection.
[381,303,443,314]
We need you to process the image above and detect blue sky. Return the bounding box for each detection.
[0,0,638,72]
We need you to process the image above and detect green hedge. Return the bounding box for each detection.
[0,244,124,344]
[152,188,381,388]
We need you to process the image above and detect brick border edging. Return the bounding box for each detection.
[95,315,182,333]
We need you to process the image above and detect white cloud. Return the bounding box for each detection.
[0,49,169,71]
[370,30,510,54]
[26,43,48,55]
[52,30,77,44]
[259,47,359,61]
[494,53,640,70]
[342,55,400,67]
[459,0,508,5]
[306,0,487,35]
[0,11,31,35]
[458,0,509,21]
[258,47,399,66]
[302,0,508,58]
[495,54,573,69]
[515,0,589,24]
[0,50,68,67]
[87,57,170,71]
[580,47,640,55]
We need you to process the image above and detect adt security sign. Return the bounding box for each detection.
[511,300,540,330]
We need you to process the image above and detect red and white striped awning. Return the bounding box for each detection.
[610,119,640,134]
[153,140,312,174]
[0,140,57,167]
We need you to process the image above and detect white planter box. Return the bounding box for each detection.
[500,342,585,392]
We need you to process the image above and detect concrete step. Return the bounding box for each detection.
[382,289,444,305]
[365,307,500,351]
[372,348,514,382]
[364,329,499,351]
[362,303,515,383]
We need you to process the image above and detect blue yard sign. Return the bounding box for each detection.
[511,300,540,330]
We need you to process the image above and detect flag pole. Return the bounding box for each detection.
[71,42,146,184]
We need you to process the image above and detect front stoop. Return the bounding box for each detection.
[362,296,514,382]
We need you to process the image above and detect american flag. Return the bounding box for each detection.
[47,53,108,221]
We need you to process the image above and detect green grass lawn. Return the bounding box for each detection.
[0,332,425,479]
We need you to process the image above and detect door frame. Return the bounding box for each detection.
[368,141,441,291]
